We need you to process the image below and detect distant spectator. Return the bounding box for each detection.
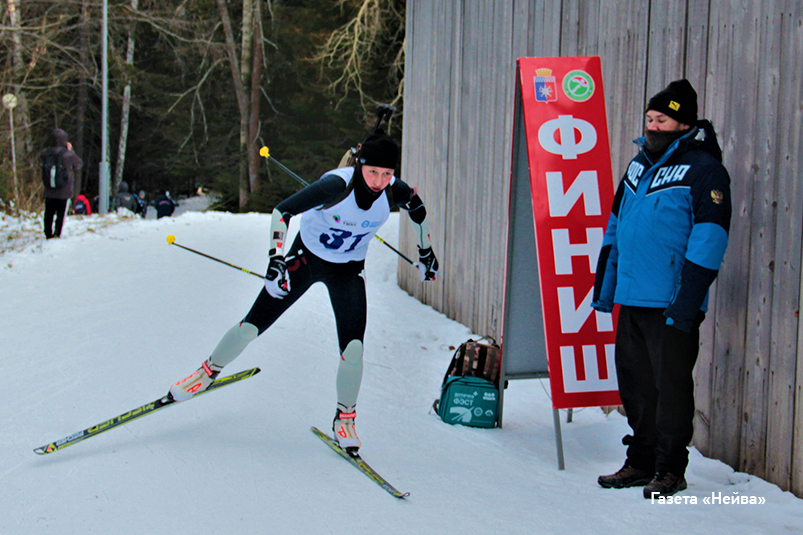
[135,190,148,218]
[74,192,92,215]
[113,181,138,213]
[40,128,83,239]
[154,190,177,219]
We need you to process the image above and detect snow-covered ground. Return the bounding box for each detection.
[1,206,802,534]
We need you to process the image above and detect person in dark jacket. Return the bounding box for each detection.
[40,128,83,238]
[154,190,177,218]
[135,190,148,218]
[113,181,138,213]
[592,80,732,499]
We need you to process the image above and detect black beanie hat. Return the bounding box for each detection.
[358,129,399,169]
[646,79,698,125]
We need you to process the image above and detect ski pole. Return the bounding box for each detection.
[373,234,419,267]
[258,146,417,268]
[166,234,264,279]
[259,146,309,188]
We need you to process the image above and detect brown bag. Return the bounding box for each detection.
[442,338,501,389]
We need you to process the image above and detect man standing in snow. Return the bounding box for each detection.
[40,128,83,239]
[592,80,731,498]
[168,130,438,453]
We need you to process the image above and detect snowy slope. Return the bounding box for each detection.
[1,209,802,535]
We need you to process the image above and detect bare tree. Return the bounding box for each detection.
[214,0,275,210]
[4,0,37,208]
[113,0,138,196]
[246,0,264,197]
[311,0,405,119]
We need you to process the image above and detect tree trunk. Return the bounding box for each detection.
[6,0,35,209]
[215,0,251,211]
[74,0,91,202]
[114,0,138,195]
[247,0,263,195]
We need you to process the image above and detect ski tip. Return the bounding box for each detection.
[33,444,55,455]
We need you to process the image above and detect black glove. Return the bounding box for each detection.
[416,247,439,281]
[264,255,290,299]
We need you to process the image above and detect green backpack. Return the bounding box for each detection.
[434,339,502,428]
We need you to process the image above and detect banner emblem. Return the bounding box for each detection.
[562,70,595,102]
[534,68,558,102]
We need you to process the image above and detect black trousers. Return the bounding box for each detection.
[615,306,703,476]
[44,198,68,238]
[243,235,367,353]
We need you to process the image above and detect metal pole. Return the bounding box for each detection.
[98,0,110,214]
[553,408,566,470]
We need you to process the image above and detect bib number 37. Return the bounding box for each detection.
[320,228,370,252]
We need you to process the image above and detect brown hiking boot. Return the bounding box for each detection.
[643,472,688,499]
[598,464,652,489]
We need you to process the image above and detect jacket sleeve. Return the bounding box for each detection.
[274,173,346,220]
[664,162,732,332]
[591,180,624,313]
[391,179,432,249]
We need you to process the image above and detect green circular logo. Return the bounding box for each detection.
[563,71,595,102]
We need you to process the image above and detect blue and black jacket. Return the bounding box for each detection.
[592,120,732,332]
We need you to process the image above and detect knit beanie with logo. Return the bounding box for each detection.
[646,79,698,125]
[358,129,399,169]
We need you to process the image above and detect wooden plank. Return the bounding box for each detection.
[597,0,650,188]
[426,0,453,312]
[705,1,750,471]
[684,0,711,104]
[786,0,803,499]
[447,0,478,327]
[577,0,602,56]
[530,0,562,56]
[738,0,783,481]
[399,0,422,293]
[687,0,714,456]
[560,0,582,56]
[645,0,688,96]
[489,0,517,340]
[766,0,803,492]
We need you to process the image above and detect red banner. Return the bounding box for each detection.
[518,57,621,408]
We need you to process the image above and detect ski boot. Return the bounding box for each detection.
[169,357,223,402]
[333,407,361,453]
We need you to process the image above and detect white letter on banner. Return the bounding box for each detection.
[538,115,597,160]
[552,228,604,275]
[557,286,614,333]
[546,171,602,217]
[561,344,618,393]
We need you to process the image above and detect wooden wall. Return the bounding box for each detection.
[399,0,803,496]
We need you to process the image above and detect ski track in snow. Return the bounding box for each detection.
[1,205,802,534]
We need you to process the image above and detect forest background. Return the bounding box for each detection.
[0,0,405,213]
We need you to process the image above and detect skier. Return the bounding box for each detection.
[168,130,439,452]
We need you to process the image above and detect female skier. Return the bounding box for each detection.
[168,130,438,452]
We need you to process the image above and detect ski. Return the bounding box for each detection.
[311,426,409,499]
[34,367,261,455]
